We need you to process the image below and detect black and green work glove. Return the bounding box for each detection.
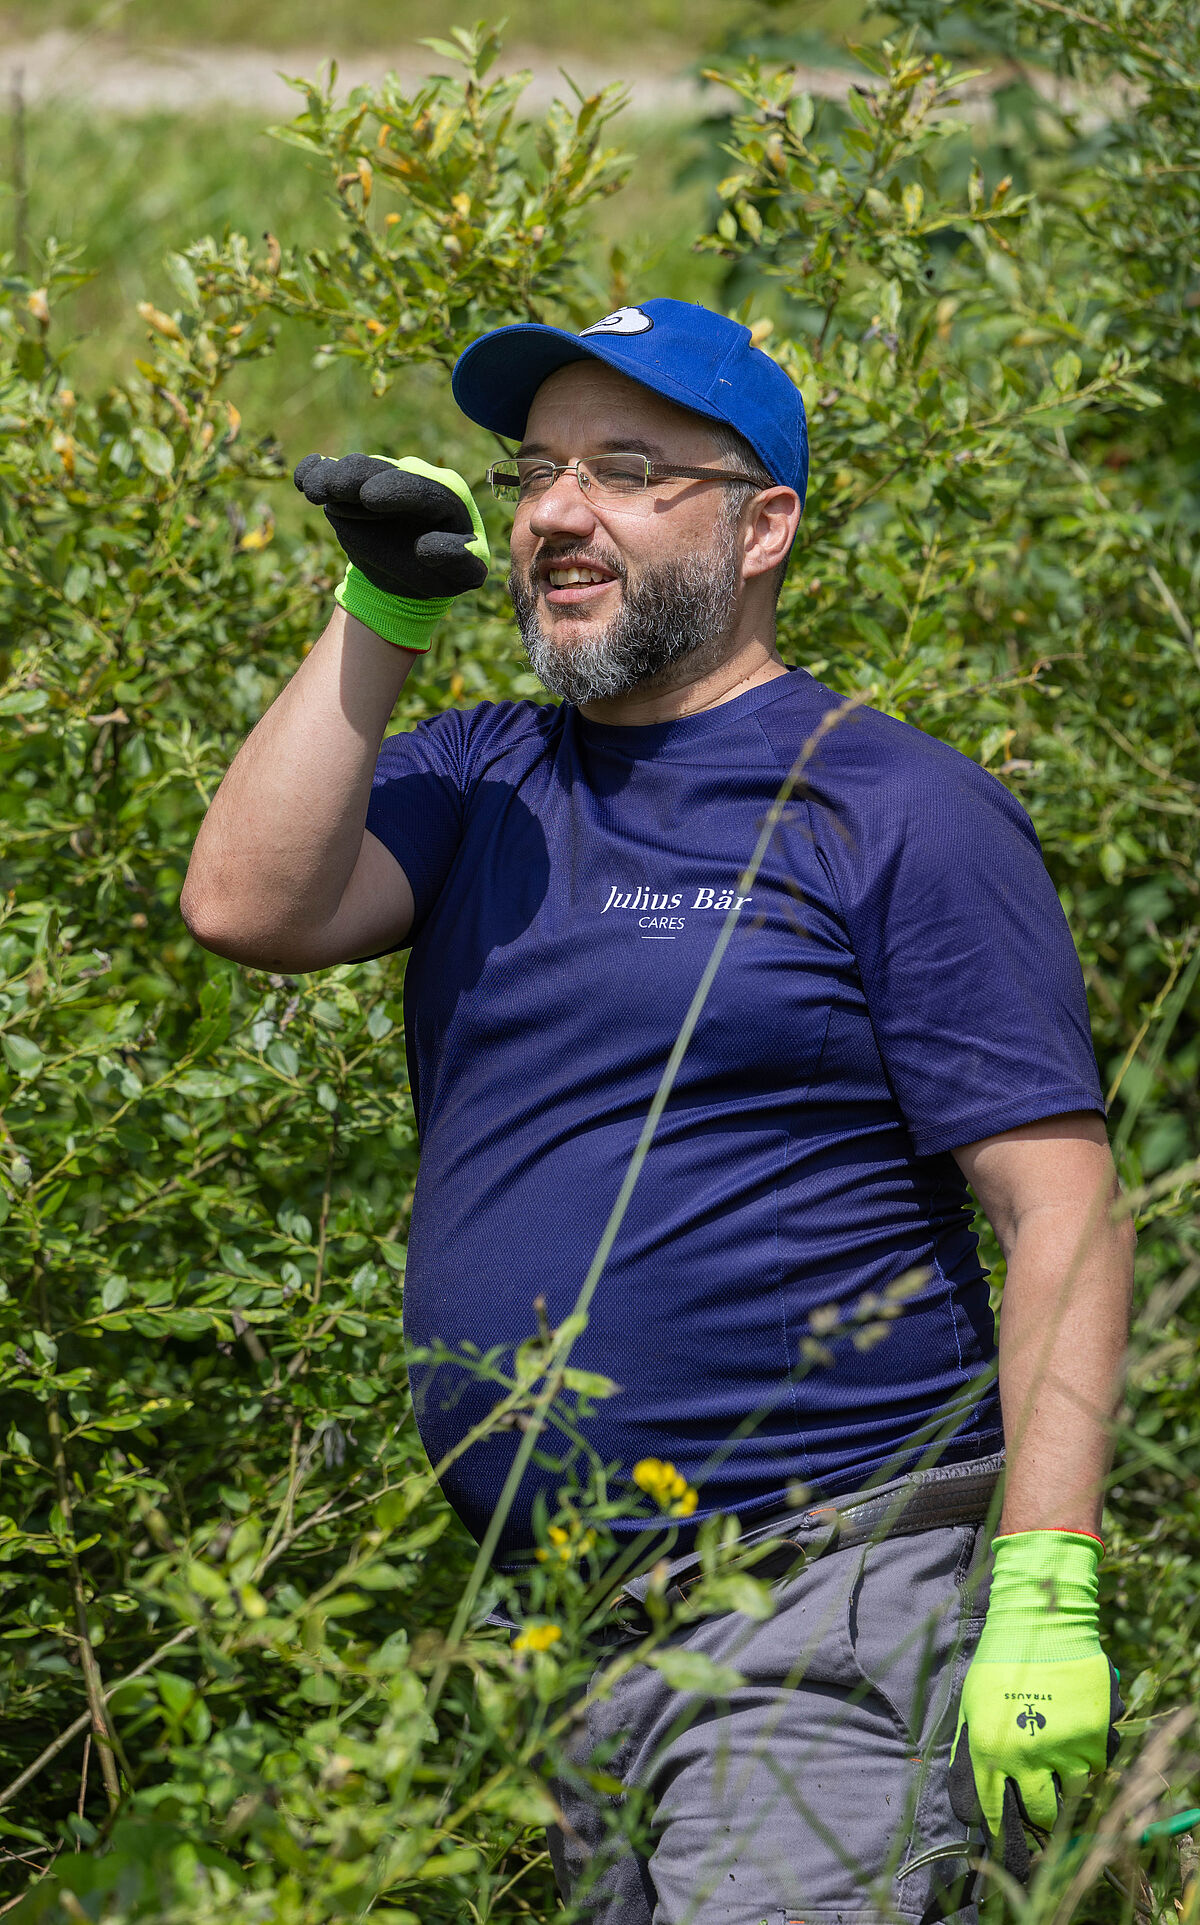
[293,452,490,653]
[949,1530,1123,1882]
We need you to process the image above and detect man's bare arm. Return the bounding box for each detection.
[181,606,417,972]
[953,1112,1135,1536]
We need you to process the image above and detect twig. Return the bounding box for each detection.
[1147,562,1200,675]
[1095,712,1200,796]
[1112,939,1200,1165]
[1106,946,1187,1108]
[43,1390,123,1812]
[311,1122,337,1309]
[1016,0,1172,70]
[0,1842,63,1915]
[75,1733,90,1845]
[283,1303,346,1381]
[0,1625,195,1810]
[258,1417,318,1569]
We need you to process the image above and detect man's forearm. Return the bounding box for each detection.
[181,606,414,961]
[996,1199,1134,1535]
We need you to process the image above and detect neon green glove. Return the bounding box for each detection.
[949,1531,1123,1881]
[293,451,490,652]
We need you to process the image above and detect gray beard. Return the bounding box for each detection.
[507,527,743,708]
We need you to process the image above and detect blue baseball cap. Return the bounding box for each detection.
[452,298,808,510]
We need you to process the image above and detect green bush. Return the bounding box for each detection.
[1,10,1197,1920]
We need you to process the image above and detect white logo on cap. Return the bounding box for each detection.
[580,306,654,337]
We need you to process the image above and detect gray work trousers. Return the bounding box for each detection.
[547,1501,994,1925]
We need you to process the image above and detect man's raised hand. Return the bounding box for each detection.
[294,453,490,651]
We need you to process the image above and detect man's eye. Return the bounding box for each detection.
[517,465,557,491]
[591,459,648,491]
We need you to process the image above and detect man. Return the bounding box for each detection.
[182,299,1133,1924]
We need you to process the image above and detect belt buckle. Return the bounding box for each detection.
[796,1503,840,1554]
[606,1591,649,1636]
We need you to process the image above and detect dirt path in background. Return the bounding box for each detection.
[0,28,834,118]
[0,28,1100,122]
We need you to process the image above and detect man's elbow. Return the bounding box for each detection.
[180,874,237,954]
[179,880,313,972]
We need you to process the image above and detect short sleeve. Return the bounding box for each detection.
[365,708,472,937]
[807,714,1105,1157]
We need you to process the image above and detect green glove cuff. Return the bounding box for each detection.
[335,564,454,653]
[975,1530,1102,1664]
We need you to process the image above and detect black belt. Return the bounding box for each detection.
[607,1454,1003,1627]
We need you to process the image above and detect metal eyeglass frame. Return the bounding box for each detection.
[485,452,769,503]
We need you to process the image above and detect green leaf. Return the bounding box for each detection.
[647,1649,746,1696]
[279,1205,313,1243]
[354,1560,407,1589]
[415,1847,482,1880]
[62,559,92,603]
[1052,349,1082,392]
[131,426,175,476]
[689,1572,776,1621]
[0,688,49,716]
[297,1672,339,1704]
[184,1561,230,1601]
[2,1034,43,1077]
[157,1671,196,1718]
[175,1070,237,1099]
[321,1590,370,1615]
[189,971,233,1056]
[561,1367,618,1398]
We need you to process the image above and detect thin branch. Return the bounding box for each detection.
[75,1733,91,1845]
[0,1626,195,1810]
[1147,562,1200,674]
[1095,712,1200,796]
[43,1385,123,1813]
[1106,947,1187,1108]
[1017,0,1172,69]
[311,1121,337,1309]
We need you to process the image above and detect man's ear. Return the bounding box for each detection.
[742,486,801,581]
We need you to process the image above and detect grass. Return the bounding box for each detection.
[2,0,868,58]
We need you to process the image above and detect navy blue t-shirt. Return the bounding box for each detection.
[366,670,1104,1561]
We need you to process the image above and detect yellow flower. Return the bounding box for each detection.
[632,1458,700,1518]
[535,1522,598,1564]
[513,1622,562,1654]
[239,520,275,552]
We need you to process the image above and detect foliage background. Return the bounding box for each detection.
[1,0,1198,1919]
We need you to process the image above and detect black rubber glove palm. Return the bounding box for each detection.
[293,452,489,601]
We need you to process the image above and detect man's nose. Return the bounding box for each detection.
[525,469,599,541]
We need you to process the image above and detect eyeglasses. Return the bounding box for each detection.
[486,452,767,505]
